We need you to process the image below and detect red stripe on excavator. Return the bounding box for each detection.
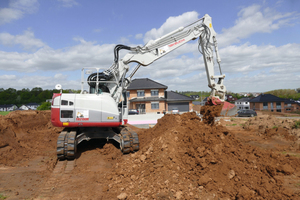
[63,122,121,127]
[51,107,62,127]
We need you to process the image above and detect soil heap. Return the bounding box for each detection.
[0,110,62,166]
[103,109,300,199]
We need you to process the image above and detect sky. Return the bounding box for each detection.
[0,0,299,93]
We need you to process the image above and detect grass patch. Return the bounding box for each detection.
[226,124,237,126]
[293,120,300,129]
[0,193,7,200]
[272,126,278,129]
[0,111,10,116]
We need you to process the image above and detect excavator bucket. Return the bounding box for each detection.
[207,96,238,116]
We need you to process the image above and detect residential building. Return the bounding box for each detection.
[19,105,29,110]
[284,99,300,113]
[127,78,194,114]
[225,95,237,102]
[0,104,18,111]
[190,95,199,100]
[26,103,40,110]
[235,97,251,110]
[249,94,285,112]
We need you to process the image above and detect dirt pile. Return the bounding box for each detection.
[103,112,300,199]
[0,110,62,166]
[200,104,223,125]
[244,115,300,141]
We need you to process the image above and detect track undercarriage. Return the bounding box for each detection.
[56,126,139,160]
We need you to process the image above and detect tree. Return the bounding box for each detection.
[37,102,51,110]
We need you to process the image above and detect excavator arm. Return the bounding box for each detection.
[109,14,226,106]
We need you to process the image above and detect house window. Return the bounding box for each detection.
[151,90,159,96]
[137,90,145,97]
[263,102,268,110]
[276,102,281,109]
[276,109,281,112]
[126,91,130,98]
[151,102,159,109]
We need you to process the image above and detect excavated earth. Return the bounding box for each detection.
[1,109,300,199]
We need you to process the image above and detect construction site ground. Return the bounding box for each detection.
[1,109,300,199]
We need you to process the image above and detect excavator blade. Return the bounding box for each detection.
[207,96,238,116]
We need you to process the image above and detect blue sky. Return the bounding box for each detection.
[0,0,299,93]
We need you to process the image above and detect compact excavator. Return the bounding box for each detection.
[51,14,236,160]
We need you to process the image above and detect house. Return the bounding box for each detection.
[225,95,237,102]
[19,105,30,110]
[127,78,194,114]
[235,97,251,110]
[26,103,40,110]
[249,94,285,112]
[284,99,300,113]
[190,95,199,100]
[0,104,18,111]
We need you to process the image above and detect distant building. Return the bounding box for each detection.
[235,97,251,110]
[127,78,194,114]
[26,103,40,110]
[0,104,18,111]
[190,95,199,100]
[225,95,237,102]
[249,94,284,112]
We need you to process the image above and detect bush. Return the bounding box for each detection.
[37,102,51,110]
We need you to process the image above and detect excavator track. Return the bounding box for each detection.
[119,127,139,154]
[56,130,77,160]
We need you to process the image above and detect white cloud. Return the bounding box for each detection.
[0,38,116,72]
[143,11,199,43]
[0,29,45,50]
[0,74,80,90]
[218,4,297,47]
[0,0,39,25]
[135,34,143,40]
[57,0,79,8]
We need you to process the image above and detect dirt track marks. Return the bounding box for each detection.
[37,160,76,199]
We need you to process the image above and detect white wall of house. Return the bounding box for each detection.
[235,101,250,110]
[20,105,29,110]
[0,105,17,111]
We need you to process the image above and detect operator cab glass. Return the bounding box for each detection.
[89,83,110,94]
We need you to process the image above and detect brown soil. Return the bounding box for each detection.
[1,110,300,199]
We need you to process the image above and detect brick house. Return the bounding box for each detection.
[127,78,194,114]
[249,94,285,112]
[284,99,300,113]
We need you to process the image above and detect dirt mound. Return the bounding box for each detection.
[103,112,300,199]
[0,110,63,166]
[244,115,300,141]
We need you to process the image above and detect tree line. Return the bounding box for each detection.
[0,87,80,106]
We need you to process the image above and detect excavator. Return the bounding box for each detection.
[51,14,237,160]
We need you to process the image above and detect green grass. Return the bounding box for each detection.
[0,193,7,200]
[293,120,300,129]
[272,126,278,129]
[0,111,10,116]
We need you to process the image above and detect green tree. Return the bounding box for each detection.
[37,102,51,110]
